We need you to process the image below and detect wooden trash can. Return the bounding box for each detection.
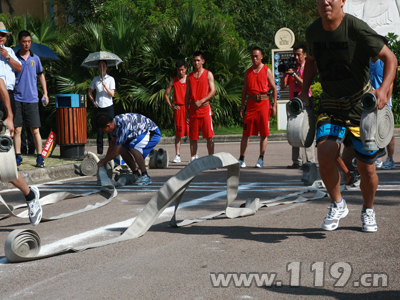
[56,94,87,158]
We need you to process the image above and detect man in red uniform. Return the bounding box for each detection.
[238,47,277,168]
[185,51,216,161]
[164,59,189,163]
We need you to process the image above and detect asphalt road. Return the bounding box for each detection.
[0,139,399,300]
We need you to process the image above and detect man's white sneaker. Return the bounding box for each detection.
[172,155,181,163]
[361,208,377,232]
[255,158,264,168]
[381,157,395,170]
[27,186,42,226]
[322,199,349,231]
[135,174,152,186]
[375,158,383,169]
[238,159,246,168]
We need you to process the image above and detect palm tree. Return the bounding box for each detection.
[52,5,147,134]
[122,7,250,129]
[0,0,14,15]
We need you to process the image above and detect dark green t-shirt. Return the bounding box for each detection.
[306,14,387,99]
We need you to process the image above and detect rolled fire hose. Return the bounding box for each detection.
[0,129,18,182]
[0,119,7,136]
[149,148,169,169]
[79,152,100,176]
[80,152,115,177]
[4,153,327,263]
[360,92,394,152]
[287,98,316,148]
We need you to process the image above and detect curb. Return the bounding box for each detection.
[84,132,289,147]
[0,164,80,190]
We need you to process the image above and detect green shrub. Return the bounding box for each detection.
[311,81,322,116]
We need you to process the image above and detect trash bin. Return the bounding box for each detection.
[56,94,87,158]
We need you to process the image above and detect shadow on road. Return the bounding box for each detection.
[264,285,399,299]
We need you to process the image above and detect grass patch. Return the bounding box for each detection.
[17,153,78,171]
[159,125,286,137]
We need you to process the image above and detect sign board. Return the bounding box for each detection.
[272,28,295,130]
[271,49,296,130]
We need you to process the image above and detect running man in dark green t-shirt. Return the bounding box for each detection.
[298,0,397,233]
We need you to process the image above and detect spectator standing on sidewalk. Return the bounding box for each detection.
[238,47,277,168]
[164,59,189,163]
[13,30,49,168]
[281,44,315,169]
[185,51,216,162]
[0,23,33,155]
[88,60,115,155]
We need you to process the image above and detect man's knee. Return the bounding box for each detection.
[357,161,376,178]
[30,127,41,136]
[241,135,250,142]
[14,127,22,135]
[317,140,339,166]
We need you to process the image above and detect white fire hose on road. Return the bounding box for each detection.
[3,153,327,263]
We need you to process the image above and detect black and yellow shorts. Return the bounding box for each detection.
[316,112,385,164]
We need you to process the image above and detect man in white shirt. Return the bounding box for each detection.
[88,60,115,154]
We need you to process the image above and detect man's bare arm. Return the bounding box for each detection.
[240,75,248,118]
[164,79,177,110]
[98,137,121,167]
[280,74,288,91]
[88,88,98,108]
[198,71,216,106]
[374,45,398,109]
[266,68,278,117]
[0,78,14,136]
[39,73,49,105]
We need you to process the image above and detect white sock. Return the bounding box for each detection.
[336,198,345,208]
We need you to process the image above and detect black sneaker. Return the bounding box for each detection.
[36,156,45,168]
[287,163,301,169]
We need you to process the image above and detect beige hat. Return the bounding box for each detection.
[0,22,11,35]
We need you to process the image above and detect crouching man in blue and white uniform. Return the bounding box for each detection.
[96,113,161,185]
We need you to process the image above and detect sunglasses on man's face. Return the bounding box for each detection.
[0,33,7,38]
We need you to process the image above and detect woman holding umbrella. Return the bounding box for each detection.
[88,60,115,154]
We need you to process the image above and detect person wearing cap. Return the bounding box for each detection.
[0,23,33,156]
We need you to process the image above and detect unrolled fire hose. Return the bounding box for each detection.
[0,123,18,182]
[3,153,327,263]
[287,98,316,148]
[360,92,394,152]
